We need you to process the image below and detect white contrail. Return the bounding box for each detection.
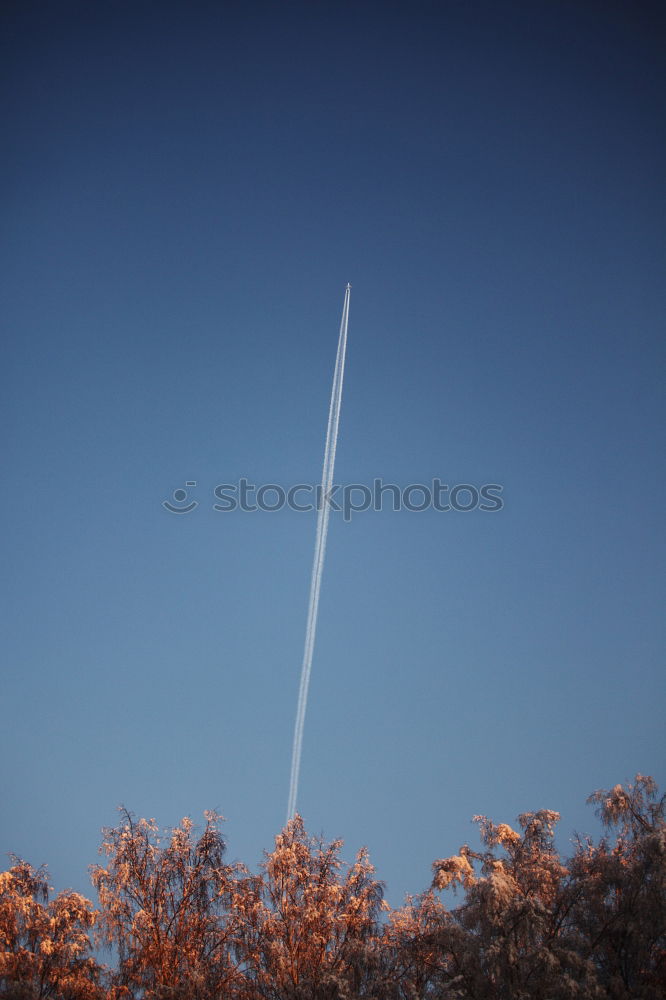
[287,284,351,823]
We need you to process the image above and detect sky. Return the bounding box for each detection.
[2,0,665,907]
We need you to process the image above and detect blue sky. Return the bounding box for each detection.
[2,0,664,906]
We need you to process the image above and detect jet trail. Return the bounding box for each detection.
[287,284,351,823]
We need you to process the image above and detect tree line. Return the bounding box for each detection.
[1,775,664,999]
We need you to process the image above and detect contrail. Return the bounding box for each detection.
[287,284,351,823]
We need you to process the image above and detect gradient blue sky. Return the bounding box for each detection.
[2,0,664,906]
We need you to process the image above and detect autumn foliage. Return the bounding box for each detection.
[1,776,664,999]
[0,861,101,999]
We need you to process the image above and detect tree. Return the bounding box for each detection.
[430,811,602,998]
[0,858,101,1000]
[234,815,387,1000]
[380,890,456,999]
[3,775,664,1000]
[568,775,666,999]
[90,809,245,999]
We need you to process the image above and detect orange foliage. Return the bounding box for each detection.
[90,809,245,999]
[233,815,386,998]
[0,776,663,999]
[0,859,101,999]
